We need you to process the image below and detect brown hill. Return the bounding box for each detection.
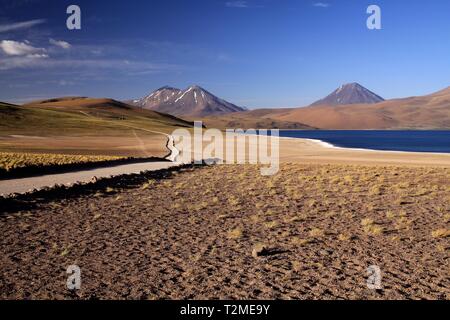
[274,87,450,129]
[21,97,193,134]
[197,108,314,129]
[204,86,450,129]
[0,98,195,157]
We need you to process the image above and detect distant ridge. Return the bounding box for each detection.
[310,83,385,106]
[199,85,450,129]
[273,85,450,129]
[131,85,246,117]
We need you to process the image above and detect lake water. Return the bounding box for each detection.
[276,130,450,153]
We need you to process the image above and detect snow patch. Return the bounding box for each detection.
[174,87,193,103]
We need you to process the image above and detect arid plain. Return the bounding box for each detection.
[1,137,449,299]
[1,95,449,300]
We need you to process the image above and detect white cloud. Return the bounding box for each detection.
[226,1,248,8]
[0,19,46,33]
[58,80,75,86]
[0,56,177,72]
[49,38,71,49]
[0,40,47,57]
[0,56,46,70]
[313,2,330,8]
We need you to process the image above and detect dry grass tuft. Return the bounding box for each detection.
[264,221,278,229]
[361,218,383,235]
[309,228,324,238]
[386,211,395,219]
[227,227,243,239]
[0,152,123,172]
[338,233,351,241]
[361,218,374,227]
[431,229,450,239]
[291,237,310,246]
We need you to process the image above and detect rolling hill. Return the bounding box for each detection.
[197,109,315,130]
[12,97,194,135]
[0,98,194,157]
[200,86,450,130]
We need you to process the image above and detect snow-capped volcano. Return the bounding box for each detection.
[131,85,245,117]
[132,86,182,110]
[310,83,385,106]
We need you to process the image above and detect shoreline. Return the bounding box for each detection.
[276,136,450,167]
[280,136,450,156]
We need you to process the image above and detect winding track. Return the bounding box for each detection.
[0,161,177,196]
[0,114,181,196]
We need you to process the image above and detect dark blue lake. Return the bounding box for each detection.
[277,130,450,153]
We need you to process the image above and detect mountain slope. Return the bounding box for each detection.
[200,86,450,129]
[273,87,450,129]
[132,86,182,110]
[198,108,315,129]
[310,83,385,106]
[132,85,246,117]
[0,97,193,136]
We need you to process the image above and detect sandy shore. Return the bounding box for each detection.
[175,130,450,167]
[2,133,448,168]
[277,137,450,167]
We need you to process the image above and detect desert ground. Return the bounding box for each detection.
[0,138,449,300]
[0,134,169,158]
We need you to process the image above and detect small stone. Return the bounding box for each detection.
[252,243,268,258]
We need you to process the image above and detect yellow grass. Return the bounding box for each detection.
[338,233,351,241]
[0,152,123,171]
[361,218,384,235]
[309,228,324,238]
[291,237,310,246]
[227,228,243,239]
[431,229,450,238]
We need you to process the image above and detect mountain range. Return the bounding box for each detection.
[130,85,246,117]
[3,82,449,131]
[199,83,450,129]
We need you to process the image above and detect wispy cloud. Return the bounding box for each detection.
[49,38,71,49]
[313,2,330,8]
[226,1,249,8]
[217,53,232,63]
[0,19,46,33]
[0,55,179,73]
[0,40,47,58]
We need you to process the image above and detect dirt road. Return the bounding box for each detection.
[0,161,177,196]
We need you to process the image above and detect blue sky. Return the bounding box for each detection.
[0,0,449,108]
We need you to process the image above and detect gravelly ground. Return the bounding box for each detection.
[1,164,449,300]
